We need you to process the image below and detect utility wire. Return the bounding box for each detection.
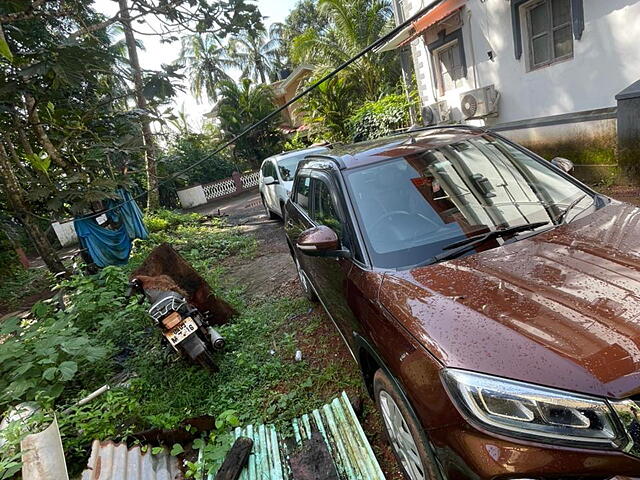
[74,0,444,221]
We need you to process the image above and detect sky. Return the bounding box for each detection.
[93,0,298,130]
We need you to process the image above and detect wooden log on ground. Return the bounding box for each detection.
[214,436,253,480]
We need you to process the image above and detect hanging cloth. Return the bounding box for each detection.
[105,189,149,241]
[74,218,132,267]
[74,189,148,267]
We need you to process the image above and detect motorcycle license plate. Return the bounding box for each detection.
[165,317,198,346]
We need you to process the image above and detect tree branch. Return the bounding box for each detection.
[0,0,61,23]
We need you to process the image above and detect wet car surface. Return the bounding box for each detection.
[283,126,640,479]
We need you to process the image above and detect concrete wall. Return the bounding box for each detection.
[52,220,78,247]
[177,185,207,209]
[403,0,640,124]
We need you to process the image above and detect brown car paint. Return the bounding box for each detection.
[296,225,340,251]
[284,128,640,479]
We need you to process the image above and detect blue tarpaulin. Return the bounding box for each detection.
[105,189,148,241]
[74,190,148,268]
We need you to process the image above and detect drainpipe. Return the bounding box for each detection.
[393,0,418,124]
[466,8,480,90]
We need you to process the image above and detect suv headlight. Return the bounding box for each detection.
[441,369,624,449]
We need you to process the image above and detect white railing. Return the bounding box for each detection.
[240,171,260,189]
[179,170,260,208]
[203,178,236,201]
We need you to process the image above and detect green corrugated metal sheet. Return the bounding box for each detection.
[201,392,385,479]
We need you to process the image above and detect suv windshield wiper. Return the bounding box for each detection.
[423,221,550,266]
[555,194,588,224]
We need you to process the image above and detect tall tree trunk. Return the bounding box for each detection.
[24,93,70,169]
[13,112,34,156]
[118,0,159,210]
[257,57,266,84]
[0,142,67,275]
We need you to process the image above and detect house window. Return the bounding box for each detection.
[525,0,573,69]
[434,40,465,93]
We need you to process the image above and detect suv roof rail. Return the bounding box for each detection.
[388,123,489,138]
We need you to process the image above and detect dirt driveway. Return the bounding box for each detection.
[188,190,404,478]
[189,190,298,300]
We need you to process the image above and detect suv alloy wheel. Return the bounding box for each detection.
[374,369,442,480]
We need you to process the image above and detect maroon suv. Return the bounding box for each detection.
[283,126,640,480]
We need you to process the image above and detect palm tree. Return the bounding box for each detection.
[291,0,399,100]
[227,25,283,84]
[216,78,283,166]
[177,34,234,102]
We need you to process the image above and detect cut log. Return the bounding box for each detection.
[214,436,253,480]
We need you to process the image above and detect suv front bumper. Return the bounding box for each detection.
[429,422,640,479]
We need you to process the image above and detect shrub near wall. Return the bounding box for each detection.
[348,92,418,142]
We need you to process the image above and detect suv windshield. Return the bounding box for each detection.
[344,134,595,269]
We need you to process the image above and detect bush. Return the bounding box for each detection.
[348,92,418,142]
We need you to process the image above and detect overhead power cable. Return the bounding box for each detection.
[75,0,445,221]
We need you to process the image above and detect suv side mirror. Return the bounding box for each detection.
[296,226,350,258]
[263,175,278,185]
[551,157,574,173]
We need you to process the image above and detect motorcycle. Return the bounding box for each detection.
[126,277,225,371]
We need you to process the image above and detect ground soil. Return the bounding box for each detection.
[596,183,640,206]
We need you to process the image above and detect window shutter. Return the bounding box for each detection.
[510,0,584,59]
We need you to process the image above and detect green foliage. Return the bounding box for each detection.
[217,79,284,168]
[0,266,144,410]
[145,217,170,233]
[185,409,241,478]
[283,132,310,151]
[176,34,234,102]
[158,128,236,207]
[348,92,418,142]
[0,409,52,480]
[292,0,400,101]
[0,210,361,475]
[0,267,53,316]
[298,72,357,141]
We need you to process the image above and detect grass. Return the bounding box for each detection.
[0,211,363,475]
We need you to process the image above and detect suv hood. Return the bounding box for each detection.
[379,200,640,399]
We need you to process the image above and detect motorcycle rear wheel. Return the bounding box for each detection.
[196,349,218,372]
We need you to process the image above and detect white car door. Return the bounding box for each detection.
[264,160,279,211]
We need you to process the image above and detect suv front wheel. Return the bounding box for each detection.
[261,194,277,220]
[374,369,442,480]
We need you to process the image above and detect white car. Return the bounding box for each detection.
[258,146,328,218]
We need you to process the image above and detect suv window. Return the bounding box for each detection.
[294,174,311,210]
[261,160,276,178]
[311,179,343,240]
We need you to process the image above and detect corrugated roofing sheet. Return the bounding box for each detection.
[81,440,182,480]
[202,392,385,480]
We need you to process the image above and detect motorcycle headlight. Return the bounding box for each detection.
[441,369,624,449]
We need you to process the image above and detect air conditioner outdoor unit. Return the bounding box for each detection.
[421,104,437,126]
[460,85,499,119]
[435,100,452,123]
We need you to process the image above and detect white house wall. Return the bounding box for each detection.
[403,0,640,124]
